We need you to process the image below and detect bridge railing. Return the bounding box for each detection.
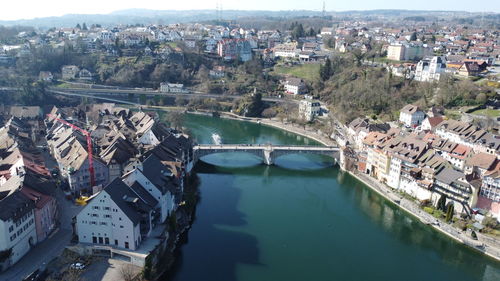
[194,144,338,149]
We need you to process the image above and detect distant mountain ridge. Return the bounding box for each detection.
[0,9,492,29]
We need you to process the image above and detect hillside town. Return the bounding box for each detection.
[0,8,499,281]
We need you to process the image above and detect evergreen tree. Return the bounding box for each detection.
[437,194,447,211]
[410,31,417,41]
[445,203,454,222]
[82,23,88,31]
[308,27,316,37]
[320,57,333,81]
[76,23,81,29]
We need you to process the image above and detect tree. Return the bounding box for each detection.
[308,27,316,37]
[410,32,417,41]
[120,264,138,281]
[445,203,454,222]
[76,23,81,30]
[437,194,447,212]
[167,111,184,130]
[320,57,333,81]
[82,23,88,31]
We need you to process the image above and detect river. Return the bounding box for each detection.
[162,113,500,281]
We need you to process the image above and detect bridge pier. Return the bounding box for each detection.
[263,149,274,165]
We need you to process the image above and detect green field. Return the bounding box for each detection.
[471,108,500,118]
[273,63,320,82]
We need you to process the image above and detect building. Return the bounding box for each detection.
[61,65,80,80]
[38,71,53,82]
[217,39,252,62]
[414,56,446,82]
[421,116,444,131]
[434,168,478,215]
[399,104,425,127]
[273,43,298,58]
[387,44,405,61]
[160,83,188,93]
[76,178,154,251]
[387,44,432,61]
[284,77,306,95]
[298,100,321,121]
[0,190,37,270]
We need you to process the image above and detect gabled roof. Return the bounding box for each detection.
[400,104,422,115]
[103,178,142,225]
[466,153,497,170]
[0,190,34,222]
[435,168,465,185]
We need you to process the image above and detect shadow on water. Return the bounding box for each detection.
[163,164,263,281]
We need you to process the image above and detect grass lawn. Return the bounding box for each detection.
[471,108,500,118]
[273,64,320,82]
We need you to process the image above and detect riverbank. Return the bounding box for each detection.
[187,110,336,147]
[347,169,500,262]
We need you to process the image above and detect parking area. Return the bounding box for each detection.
[80,258,141,281]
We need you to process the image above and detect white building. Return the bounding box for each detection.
[284,78,306,95]
[299,100,321,121]
[121,154,177,224]
[273,43,298,58]
[0,191,37,270]
[160,83,188,93]
[414,56,446,82]
[399,104,425,127]
[76,178,154,251]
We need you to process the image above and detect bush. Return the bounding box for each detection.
[423,207,434,214]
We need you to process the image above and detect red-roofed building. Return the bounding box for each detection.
[20,186,57,242]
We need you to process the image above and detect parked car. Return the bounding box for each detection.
[70,262,85,270]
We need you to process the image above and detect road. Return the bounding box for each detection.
[50,87,296,104]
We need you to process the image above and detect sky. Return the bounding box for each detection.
[1,0,498,21]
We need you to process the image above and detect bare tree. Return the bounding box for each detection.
[120,264,138,281]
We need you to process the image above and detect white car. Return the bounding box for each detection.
[70,263,85,270]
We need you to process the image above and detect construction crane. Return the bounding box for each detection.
[47,114,96,188]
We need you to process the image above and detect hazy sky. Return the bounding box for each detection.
[2,0,498,20]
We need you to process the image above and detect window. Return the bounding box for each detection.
[100,222,107,226]
[91,214,99,217]
[105,237,109,244]
[119,217,122,221]
[10,234,16,241]
[104,207,110,211]
[98,237,103,244]
[125,242,129,249]
[93,206,100,210]
[120,225,124,229]
[8,225,14,232]
[114,239,118,246]
[104,214,111,218]
[92,237,97,243]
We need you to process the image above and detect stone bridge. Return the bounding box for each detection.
[194,144,340,166]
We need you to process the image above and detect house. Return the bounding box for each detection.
[284,77,306,95]
[273,43,298,58]
[458,61,487,77]
[61,65,80,80]
[399,104,425,127]
[76,178,154,251]
[160,83,188,93]
[0,190,37,270]
[78,69,93,80]
[121,154,178,223]
[20,180,57,242]
[298,100,321,121]
[421,116,444,131]
[464,153,497,178]
[209,66,225,79]
[38,71,53,82]
[434,168,478,215]
[217,39,252,62]
[477,162,500,220]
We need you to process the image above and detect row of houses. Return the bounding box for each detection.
[347,105,500,220]
[44,104,194,252]
[0,114,58,271]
